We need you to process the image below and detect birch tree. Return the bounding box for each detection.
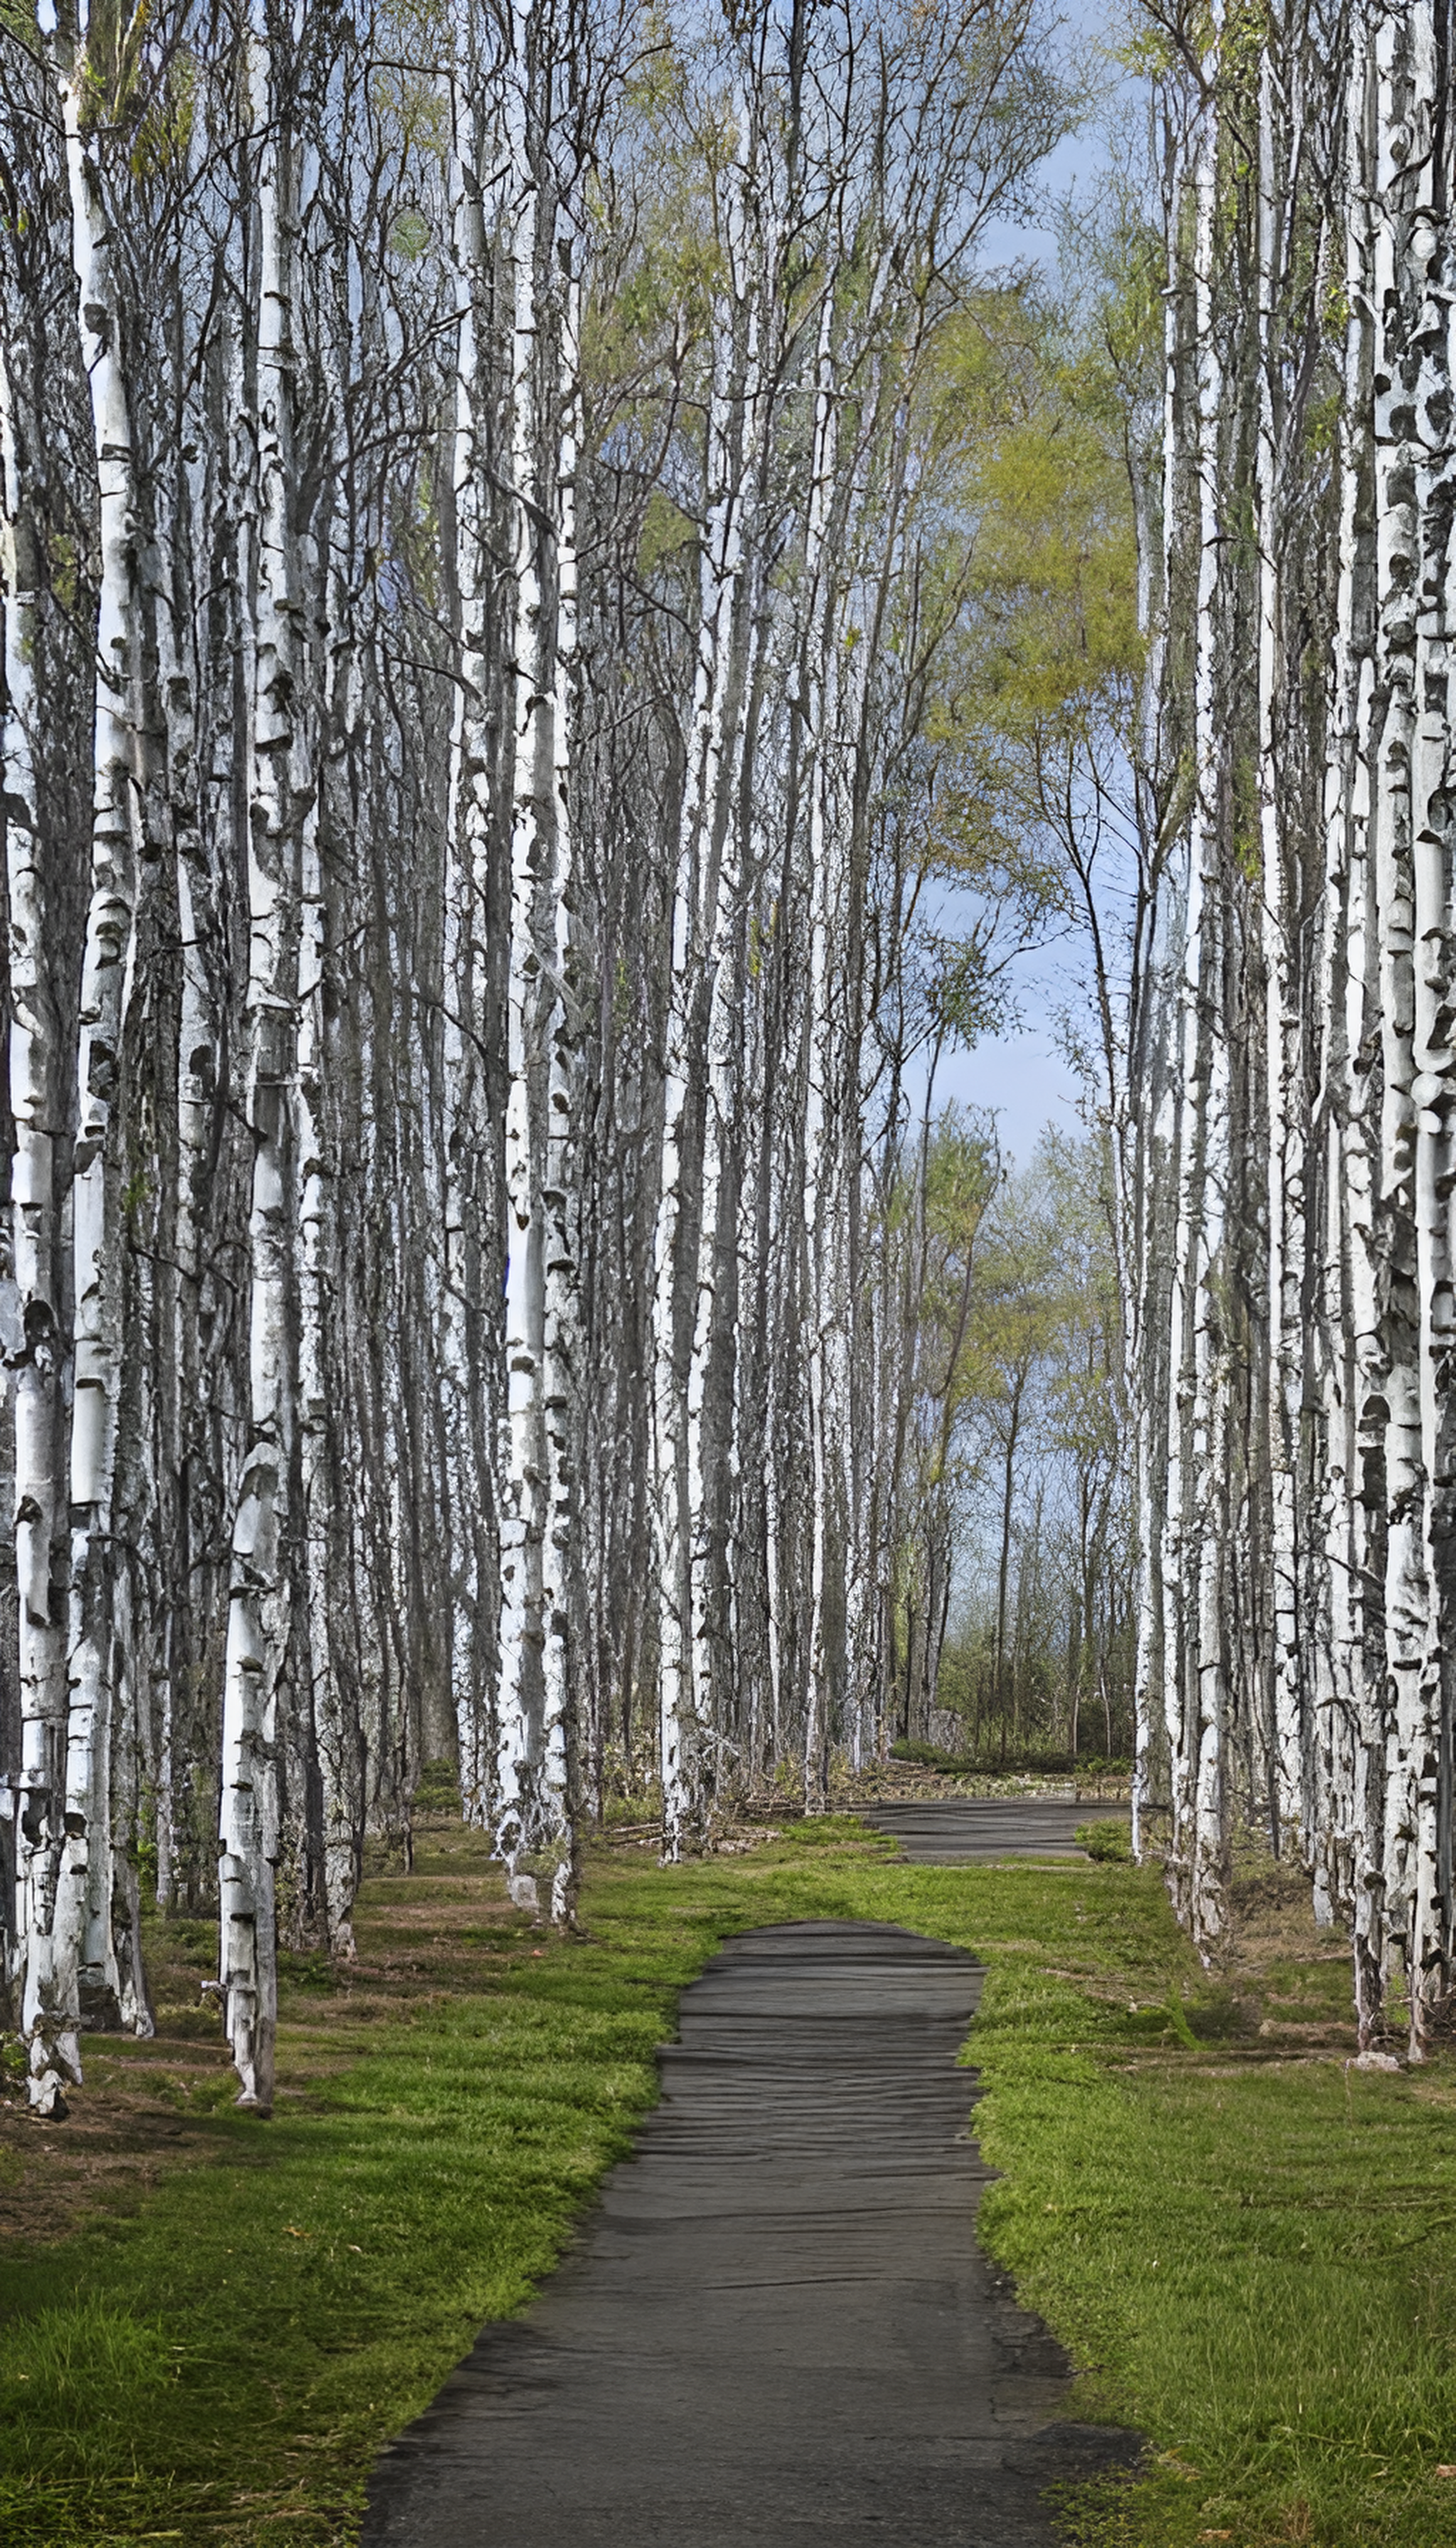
[0,0,1090,2082]
[1135,0,1456,2048]
[53,8,152,2075]
[493,0,584,1922]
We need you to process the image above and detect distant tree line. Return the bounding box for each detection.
[893,1120,1135,1767]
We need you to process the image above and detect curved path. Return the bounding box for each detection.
[364,1920,1135,2547]
[857,1797,1130,1862]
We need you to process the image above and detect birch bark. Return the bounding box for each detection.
[55,48,149,2057]
[1,325,72,2110]
[1255,32,1311,1858]
[444,33,501,1833]
[496,1,579,1924]
[1365,1,1454,2052]
[797,286,842,1814]
[218,31,299,2109]
[652,96,766,1858]
[1313,0,1375,1965]
[1159,102,1228,1947]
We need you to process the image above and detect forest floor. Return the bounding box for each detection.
[1,1811,1453,2548]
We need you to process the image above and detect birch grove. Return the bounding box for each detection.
[7,0,1452,2109]
[0,0,1070,2107]
[1135,0,1456,2052]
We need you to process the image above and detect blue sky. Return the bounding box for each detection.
[932,1018,1083,1167]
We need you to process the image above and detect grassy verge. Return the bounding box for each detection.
[1,1817,1453,2547]
[969,1902,1456,2548]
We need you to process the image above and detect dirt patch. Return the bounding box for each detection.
[0,2052,237,2243]
[1,1821,534,2249]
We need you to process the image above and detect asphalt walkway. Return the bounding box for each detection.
[363,1919,1135,2547]
[857,1797,1130,1862]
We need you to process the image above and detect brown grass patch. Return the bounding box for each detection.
[0,1818,541,2251]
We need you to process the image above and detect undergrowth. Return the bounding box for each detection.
[0,1819,1452,2547]
[889,1738,1132,1779]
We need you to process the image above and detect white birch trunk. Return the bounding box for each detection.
[218,38,296,2108]
[1255,41,1308,1856]
[1312,6,1373,1954]
[496,5,578,1922]
[1159,109,1225,1947]
[159,457,207,1927]
[296,723,347,1945]
[1,333,72,2111]
[799,327,839,1814]
[539,239,579,1926]
[444,47,497,1830]
[686,132,779,1832]
[653,118,761,1858]
[1129,175,1184,1869]
[55,58,148,2060]
[1365,2,1452,2054]
[496,36,539,1900]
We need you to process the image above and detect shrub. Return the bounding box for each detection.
[1075,1818,1133,1863]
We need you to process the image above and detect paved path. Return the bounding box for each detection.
[363,1920,1135,2547]
[857,1797,1130,1863]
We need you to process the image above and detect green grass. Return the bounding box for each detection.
[1074,1818,1133,1863]
[1,1821,1454,2546]
[970,1964,1456,2547]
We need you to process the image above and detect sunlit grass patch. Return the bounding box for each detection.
[973,1987,1456,2545]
